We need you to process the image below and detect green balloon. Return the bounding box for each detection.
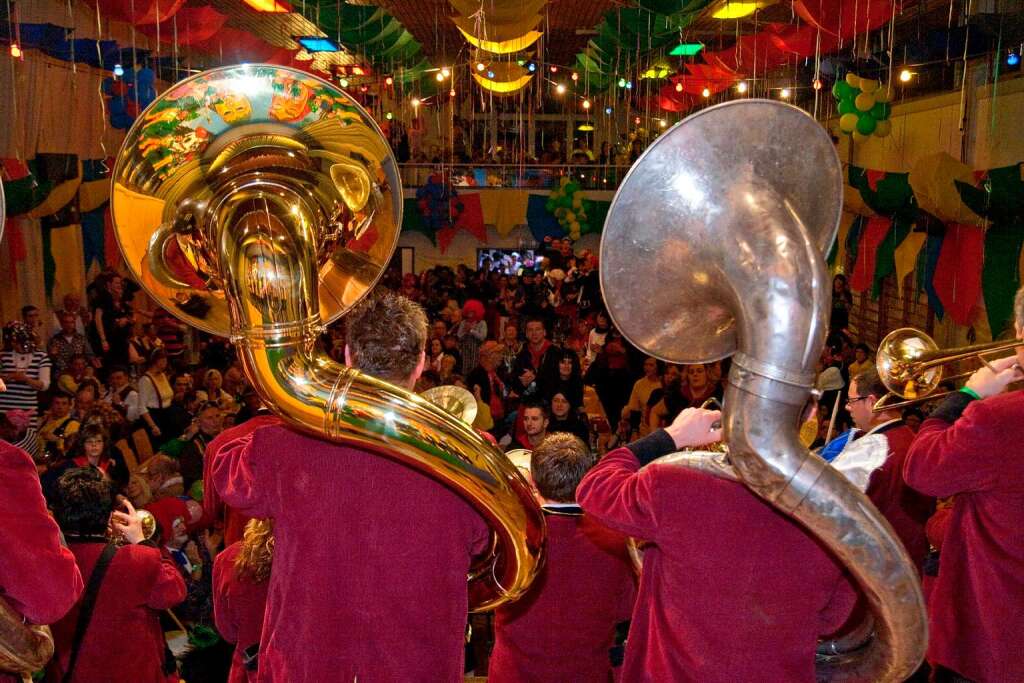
[546,200,555,211]
[566,182,580,194]
[832,81,853,100]
[838,98,857,115]
[870,101,892,120]
[856,114,877,135]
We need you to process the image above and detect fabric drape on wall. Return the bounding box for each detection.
[0,51,124,159]
[0,217,47,322]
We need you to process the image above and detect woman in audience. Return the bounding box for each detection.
[138,349,175,445]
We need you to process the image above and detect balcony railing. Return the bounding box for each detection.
[398,163,634,191]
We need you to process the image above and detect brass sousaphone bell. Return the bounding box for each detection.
[110,65,544,610]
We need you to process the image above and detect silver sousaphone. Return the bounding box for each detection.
[600,100,926,682]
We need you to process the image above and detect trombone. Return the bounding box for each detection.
[873,327,1023,412]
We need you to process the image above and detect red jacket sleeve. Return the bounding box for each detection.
[904,398,1010,497]
[203,416,281,524]
[212,545,240,644]
[925,504,953,550]
[142,547,187,610]
[576,447,662,541]
[208,423,280,520]
[0,442,84,624]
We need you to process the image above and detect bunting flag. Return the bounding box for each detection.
[871,219,912,298]
[103,207,121,269]
[932,223,985,326]
[78,158,113,213]
[845,215,865,268]
[982,223,1024,337]
[526,193,565,242]
[451,193,487,243]
[893,229,927,296]
[849,216,892,293]
[848,166,917,220]
[80,207,107,272]
[919,233,946,320]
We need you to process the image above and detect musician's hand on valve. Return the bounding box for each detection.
[665,408,723,449]
[965,355,1023,399]
[110,498,145,544]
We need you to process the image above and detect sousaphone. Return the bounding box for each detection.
[110,65,544,610]
[601,100,926,681]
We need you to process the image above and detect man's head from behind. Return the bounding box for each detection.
[54,467,112,536]
[344,291,428,389]
[531,433,596,503]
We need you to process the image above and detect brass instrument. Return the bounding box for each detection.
[111,64,544,610]
[600,100,926,681]
[421,385,478,425]
[0,166,58,682]
[874,327,1022,412]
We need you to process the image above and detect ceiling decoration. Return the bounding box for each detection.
[449,0,545,93]
[472,61,533,94]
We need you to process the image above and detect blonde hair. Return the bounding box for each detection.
[235,518,275,583]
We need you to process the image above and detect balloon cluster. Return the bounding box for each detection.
[545,176,589,240]
[833,73,893,141]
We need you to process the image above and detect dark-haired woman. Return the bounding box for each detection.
[214,519,274,683]
[830,273,853,334]
[547,392,590,444]
[138,349,174,446]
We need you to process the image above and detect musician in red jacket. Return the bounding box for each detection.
[577,408,857,682]
[209,292,489,681]
[490,433,636,682]
[0,440,83,683]
[49,468,186,682]
[903,304,1024,683]
[213,519,273,683]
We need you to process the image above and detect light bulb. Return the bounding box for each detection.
[659,119,667,128]
[625,81,632,89]
[556,84,566,95]
[701,87,710,98]
[780,88,791,98]
[411,97,421,107]
[899,69,912,82]
[449,88,456,97]
[634,116,641,125]
[605,106,613,115]
[441,67,450,78]
[813,78,823,90]
[385,76,394,86]
[736,81,748,93]
[385,112,393,120]
[339,78,349,88]
[550,65,558,73]
[527,62,536,72]
[582,99,591,109]
[617,78,626,88]
[487,71,495,79]
[113,63,124,77]
[571,72,579,82]
[10,44,22,58]
[476,62,485,72]
[675,82,683,92]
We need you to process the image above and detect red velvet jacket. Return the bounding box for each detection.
[51,542,186,682]
[0,441,83,683]
[864,423,936,570]
[202,416,279,546]
[490,510,636,683]
[213,542,268,683]
[577,438,857,683]
[904,390,1024,683]
[209,423,490,682]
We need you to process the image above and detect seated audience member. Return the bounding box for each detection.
[57,354,95,396]
[584,331,633,427]
[38,392,80,462]
[0,439,83,664]
[622,356,662,437]
[0,408,40,461]
[509,401,550,451]
[50,469,186,682]
[490,434,635,682]
[105,365,143,422]
[512,318,562,401]
[831,367,935,570]
[540,349,584,411]
[214,519,274,683]
[466,341,508,430]
[847,342,874,378]
[48,424,129,493]
[547,391,589,443]
[208,292,489,680]
[160,401,225,491]
[577,408,857,681]
[49,313,94,377]
[902,290,1024,683]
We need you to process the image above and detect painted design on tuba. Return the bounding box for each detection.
[600,100,927,682]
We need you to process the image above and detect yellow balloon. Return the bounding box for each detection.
[845,73,861,88]
[874,88,892,103]
[874,119,892,138]
[565,211,575,223]
[559,176,570,186]
[855,92,876,112]
[860,78,879,94]
[839,113,858,133]
[852,130,869,143]
[570,221,580,231]
[572,197,582,209]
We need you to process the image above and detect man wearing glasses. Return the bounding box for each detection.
[832,367,935,572]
